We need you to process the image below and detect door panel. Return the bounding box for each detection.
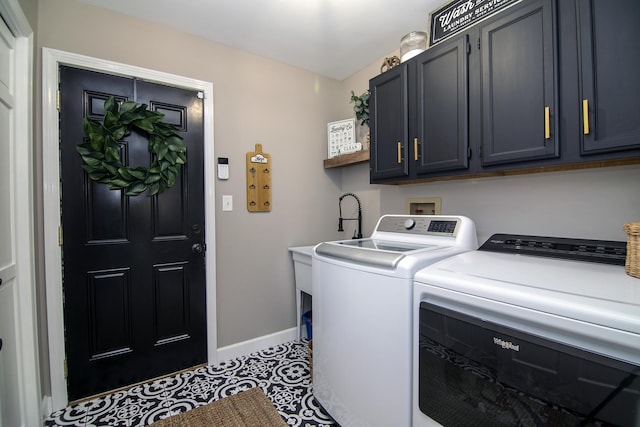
[481,0,558,166]
[369,65,410,180]
[578,0,640,154]
[59,66,206,400]
[415,35,469,174]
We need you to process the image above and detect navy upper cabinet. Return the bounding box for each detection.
[480,0,558,166]
[414,35,470,174]
[369,64,409,180]
[370,34,469,183]
[577,0,640,155]
[368,0,640,185]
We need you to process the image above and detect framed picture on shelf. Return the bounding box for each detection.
[327,118,360,158]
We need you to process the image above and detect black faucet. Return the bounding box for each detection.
[338,192,363,239]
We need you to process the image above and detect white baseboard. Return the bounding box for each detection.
[216,327,298,363]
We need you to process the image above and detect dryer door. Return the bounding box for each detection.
[418,302,640,426]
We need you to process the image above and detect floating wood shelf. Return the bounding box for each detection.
[323,150,370,169]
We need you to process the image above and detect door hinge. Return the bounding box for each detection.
[468,147,472,159]
[466,43,471,54]
[58,225,63,246]
[64,358,68,379]
[56,90,61,111]
[477,38,481,50]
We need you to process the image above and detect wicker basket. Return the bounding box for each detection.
[623,222,640,279]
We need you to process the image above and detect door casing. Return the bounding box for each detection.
[42,48,217,410]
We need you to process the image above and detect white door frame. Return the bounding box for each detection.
[42,48,218,410]
[0,1,40,426]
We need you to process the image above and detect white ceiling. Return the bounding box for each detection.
[78,0,442,80]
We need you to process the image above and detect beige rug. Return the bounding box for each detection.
[150,387,288,427]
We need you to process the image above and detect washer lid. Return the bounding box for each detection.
[315,239,437,269]
[336,238,433,252]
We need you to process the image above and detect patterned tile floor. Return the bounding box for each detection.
[45,340,337,427]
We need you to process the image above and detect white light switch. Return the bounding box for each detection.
[222,195,233,211]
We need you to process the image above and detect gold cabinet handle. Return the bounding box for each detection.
[414,138,419,161]
[544,106,550,139]
[397,142,402,163]
[583,99,590,135]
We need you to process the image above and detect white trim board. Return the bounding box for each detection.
[42,48,217,411]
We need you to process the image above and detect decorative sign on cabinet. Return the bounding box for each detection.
[428,0,521,45]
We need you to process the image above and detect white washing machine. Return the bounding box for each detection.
[413,234,640,427]
[312,214,477,427]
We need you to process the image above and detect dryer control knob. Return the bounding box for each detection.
[404,218,416,230]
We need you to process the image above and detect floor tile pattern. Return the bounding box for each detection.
[45,340,336,427]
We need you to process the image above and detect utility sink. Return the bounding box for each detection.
[289,245,315,339]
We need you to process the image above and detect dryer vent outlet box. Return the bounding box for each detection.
[406,198,442,216]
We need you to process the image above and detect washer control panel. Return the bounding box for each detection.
[376,215,459,236]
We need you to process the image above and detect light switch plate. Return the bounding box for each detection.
[222,195,233,211]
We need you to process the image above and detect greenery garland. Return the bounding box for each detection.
[76,96,187,196]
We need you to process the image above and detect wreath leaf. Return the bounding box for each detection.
[119,101,138,114]
[156,144,169,160]
[111,126,127,141]
[126,182,147,196]
[88,134,105,151]
[118,168,133,180]
[76,96,186,196]
[88,171,107,181]
[129,169,147,180]
[76,144,92,156]
[108,179,130,189]
[82,156,102,168]
[104,96,116,113]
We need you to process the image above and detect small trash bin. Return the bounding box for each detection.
[302,310,312,340]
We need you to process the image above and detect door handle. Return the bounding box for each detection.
[414,138,419,161]
[191,243,206,254]
[583,99,590,135]
[397,142,403,163]
[544,106,551,139]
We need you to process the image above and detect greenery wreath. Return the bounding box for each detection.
[76,96,187,196]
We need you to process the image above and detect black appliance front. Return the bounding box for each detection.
[418,302,640,426]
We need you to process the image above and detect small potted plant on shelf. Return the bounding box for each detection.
[350,90,369,126]
[350,90,370,148]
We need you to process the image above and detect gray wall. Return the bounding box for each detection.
[16,0,37,29]
[340,162,640,243]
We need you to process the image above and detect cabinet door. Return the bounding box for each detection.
[369,64,409,180]
[480,0,558,166]
[578,0,640,154]
[414,36,470,174]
